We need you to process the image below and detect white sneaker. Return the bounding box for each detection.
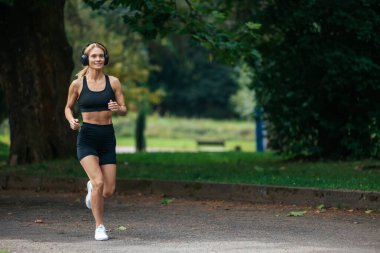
[85,181,92,209]
[95,224,109,241]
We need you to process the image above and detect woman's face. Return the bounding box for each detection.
[88,47,105,70]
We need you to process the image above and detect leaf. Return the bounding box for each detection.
[246,22,261,30]
[116,225,128,231]
[365,210,374,214]
[34,219,44,223]
[253,166,264,172]
[316,204,325,210]
[287,211,307,217]
[161,198,174,205]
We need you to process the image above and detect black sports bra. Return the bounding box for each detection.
[77,75,116,112]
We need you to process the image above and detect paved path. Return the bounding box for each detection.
[0,190,379,253]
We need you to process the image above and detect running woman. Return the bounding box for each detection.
[65,42,127,240]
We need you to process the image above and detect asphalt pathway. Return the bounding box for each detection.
[0,190,379,253]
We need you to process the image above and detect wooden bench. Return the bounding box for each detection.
[196,139,225,150]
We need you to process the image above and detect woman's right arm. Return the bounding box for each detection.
[65,80,80,130]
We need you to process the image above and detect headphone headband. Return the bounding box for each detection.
[80,42,109,66]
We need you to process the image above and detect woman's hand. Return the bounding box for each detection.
[70,118,80,130]
[108,100,120,112]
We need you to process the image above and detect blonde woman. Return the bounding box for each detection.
[65,42,127,240]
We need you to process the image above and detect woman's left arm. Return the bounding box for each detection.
[109,76,127,116]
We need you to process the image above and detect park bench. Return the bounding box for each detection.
[196,139,225,150]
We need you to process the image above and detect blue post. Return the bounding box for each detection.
[254,107,264,152]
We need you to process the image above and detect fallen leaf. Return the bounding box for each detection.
[347,209,354,212]
[365,210,374,214]
[161,198,174,205]
[34,219,43,223]
[316,204,325,210]
[116,225,127,231]
[287,211,307,217]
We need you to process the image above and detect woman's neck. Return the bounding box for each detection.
[86,69,104,81]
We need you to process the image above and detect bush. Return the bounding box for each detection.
[254,0,380,159]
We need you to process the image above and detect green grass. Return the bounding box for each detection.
[114,113,255,151]
[113,113,254,141]
[1,152,379,192]
[117,137,255,151]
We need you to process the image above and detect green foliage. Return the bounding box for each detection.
[229,62,256,119]
[84,0,261,64]
[254,0,380,159]
[147,37,239,118]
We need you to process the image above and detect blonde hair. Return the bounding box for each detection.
[75,43,107,78]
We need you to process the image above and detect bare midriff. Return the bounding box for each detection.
[82,111,113,125]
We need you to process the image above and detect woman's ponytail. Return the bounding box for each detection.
[75,66,89,78]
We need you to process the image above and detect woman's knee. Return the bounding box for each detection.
[103,186,115,198]
[92,178,104,191]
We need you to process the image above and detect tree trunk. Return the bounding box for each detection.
[0,0,76,165]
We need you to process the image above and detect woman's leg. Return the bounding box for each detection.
[101,164,117,198]
[80,155,105,227]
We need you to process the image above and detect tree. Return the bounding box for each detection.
[0,0,75,164]
[254,0,380,158]
[84,0,260,65]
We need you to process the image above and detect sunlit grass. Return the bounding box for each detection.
[113,113,254,141]
[1,152,379,192]
[117,137,255,152]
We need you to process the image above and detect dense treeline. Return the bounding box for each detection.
[93,0,380,159]
[254,0,380,159]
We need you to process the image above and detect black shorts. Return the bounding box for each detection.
[76,122,116,165]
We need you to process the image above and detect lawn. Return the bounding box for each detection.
[113,113,255,152]
[1,152,379,192]
[0,116,379,192]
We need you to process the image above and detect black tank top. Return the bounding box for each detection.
[77,75,116,112]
